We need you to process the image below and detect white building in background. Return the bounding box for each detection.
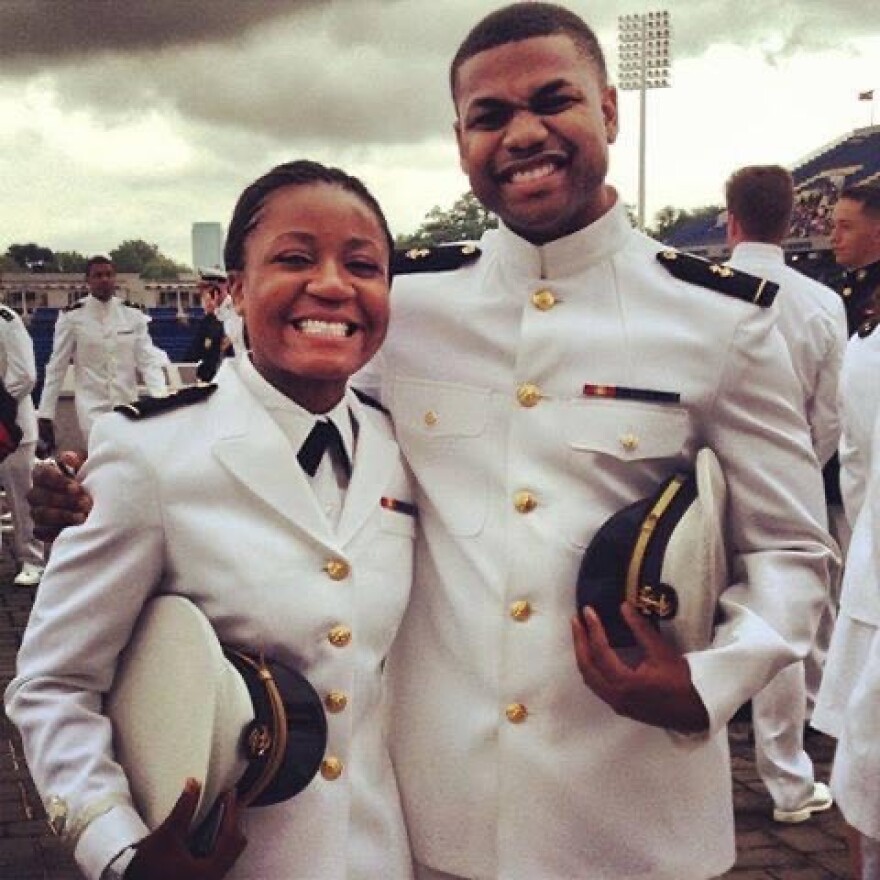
[191,222,224,271]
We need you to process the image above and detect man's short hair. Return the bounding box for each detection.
[725,165,794,244]
[839,183,880,218]
[450,2,607,100]
[85,255,114,277]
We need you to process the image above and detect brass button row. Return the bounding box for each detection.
[513,490,537,514]
[531,289,557,311]
[328,625,352,648]
[506,702,528,724]
[321,757,344,781]
[324,558,350,581]
[509,599,532,622]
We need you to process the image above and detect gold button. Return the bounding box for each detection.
[320,757,344,780]
[506,702,528,724]
[424,410,438,426]
[324,691,348,713]
[516,383,542,408]
[324,559,350,581]
[531,289,557,311]
[619,433,639,452]
[510,600,533,622]
[328,625,352,647]
[513,491,537,514]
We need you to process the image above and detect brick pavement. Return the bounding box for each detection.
[0,552,853,879]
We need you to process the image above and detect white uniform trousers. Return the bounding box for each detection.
[0,441,43,566]
[753,661,817,810]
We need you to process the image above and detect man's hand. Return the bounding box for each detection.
[37,418,56,458]
[571,603,710,734]
[28,451,91,541]
[125,779,246,879]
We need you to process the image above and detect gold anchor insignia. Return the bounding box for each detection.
[660,250,678,260]
[247,723,274,758]
[709,264,734,278]
[405,248,430,260]
[635,584,676,619]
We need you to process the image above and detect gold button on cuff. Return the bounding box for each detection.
[320,757,344,780]
[619,433,639,452]
[328,625,352,647]
[513,490,537,514]
[324,691,348,713]
[424,410,439,426]
[531,289,557,311]
[506,702,528,724]
[324,559,350,581]
[510,600,533,622]
[516,383,542,408]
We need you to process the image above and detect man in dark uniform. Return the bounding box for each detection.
[831,183,880,337]
[185,269,234,383]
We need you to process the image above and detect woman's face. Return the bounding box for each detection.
[230,182,391,413]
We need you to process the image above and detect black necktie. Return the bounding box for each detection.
[297,420,352,479]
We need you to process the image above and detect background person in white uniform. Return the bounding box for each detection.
[0,303,45,586]
[36,255,169,452]
[8,160,415,880]
[725,164,845,823]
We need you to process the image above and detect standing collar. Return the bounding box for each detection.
[488,190,633,280]
[729,241,785,265]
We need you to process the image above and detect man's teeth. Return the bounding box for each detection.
[510,163,557,184]
[296,319,350,337]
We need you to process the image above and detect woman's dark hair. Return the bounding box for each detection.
[223,160,395,276]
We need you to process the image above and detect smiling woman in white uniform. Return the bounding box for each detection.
[5,161,415,880]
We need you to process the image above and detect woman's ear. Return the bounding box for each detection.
[227,272,246,318]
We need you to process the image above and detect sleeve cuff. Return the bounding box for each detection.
[75,805,149,880]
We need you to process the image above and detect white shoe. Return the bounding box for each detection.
[13,563,44,588]
[773,781,833,823]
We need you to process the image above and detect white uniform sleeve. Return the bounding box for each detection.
[1,312,37,400]
[36,312,76,420]
[133,316,169,397]
[3,417,163,879]
[802,305,847,466]
[687,306,839,734]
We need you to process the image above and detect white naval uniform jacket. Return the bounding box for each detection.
[36,295,168,440]
[728,242,847,466]
[826,413,880,841]
[363,200,838,880]
[6,359,415,880]
[0,304,38,443]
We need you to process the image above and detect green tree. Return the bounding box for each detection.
[6,242,56,271]
[648,205,725,242]
[396,191,497,248]
[110,239,162,274]
[141,255,187,280]
[54,250,88,273]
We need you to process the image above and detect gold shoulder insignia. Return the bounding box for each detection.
[858,316,879,338]
[115,384,217,420]
[656,250,778,307]
[392,243,482,275]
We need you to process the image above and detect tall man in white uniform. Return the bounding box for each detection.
[725,164,846,823]
[36,255,168,451]
[27,5,840,878]
[0,303,45,586]
[361,6,837,878]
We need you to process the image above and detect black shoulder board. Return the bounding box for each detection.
[115,384,217,420]
[353,387,390,415]
[656,250,778,307]
[392,243,481,275]
[0,305,14,322]
[858,316,879,339]
[64,301,85,312]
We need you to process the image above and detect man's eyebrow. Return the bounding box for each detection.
[467,78,575,110]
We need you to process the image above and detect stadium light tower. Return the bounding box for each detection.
[618,11,672,229]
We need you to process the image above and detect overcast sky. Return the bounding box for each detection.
[1,0,877,266]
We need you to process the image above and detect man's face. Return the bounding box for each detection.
[86,262,116,301]
[830,198,880,270]
[453,34,618,245]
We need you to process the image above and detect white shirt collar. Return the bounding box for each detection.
[729,241,785,266]
[236,355,355,462]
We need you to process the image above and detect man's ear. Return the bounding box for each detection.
[227,272,246,318]
[602,85,619,145]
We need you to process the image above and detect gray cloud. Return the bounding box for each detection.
[3,0,875,151]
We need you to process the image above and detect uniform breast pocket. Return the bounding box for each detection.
[565,399,689,464]
[378,505,417,538]
[391,377,490,537]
